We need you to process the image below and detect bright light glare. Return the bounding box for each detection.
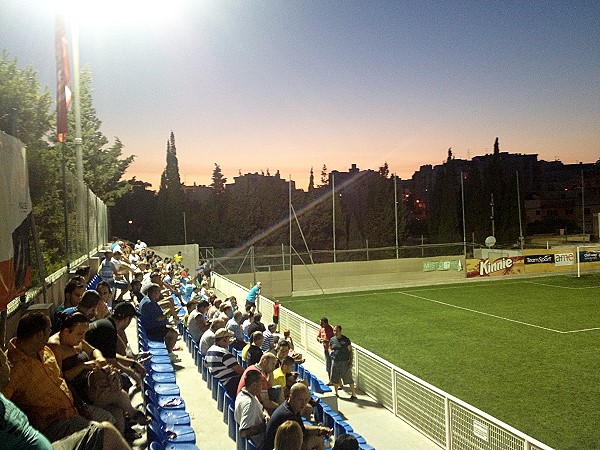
[58,0,183,27]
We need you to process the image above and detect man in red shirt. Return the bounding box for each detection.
[316,316,334,384]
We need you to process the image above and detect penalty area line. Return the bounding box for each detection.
[398,291,564,334]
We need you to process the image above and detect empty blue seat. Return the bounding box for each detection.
[147,403,191,426]
[148,419,196,445]
[149,440,199,450]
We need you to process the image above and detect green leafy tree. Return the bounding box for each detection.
[0,52,64,268]
[60,67,134,206]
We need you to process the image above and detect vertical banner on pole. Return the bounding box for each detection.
[0,134,33,310]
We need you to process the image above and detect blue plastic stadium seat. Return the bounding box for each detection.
[149,441,200,450]
[148,419,196,445]
[227,404,236,440]
[147,402,191,426]
[144,376,181,396]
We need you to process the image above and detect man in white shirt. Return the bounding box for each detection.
[234,368,267,447]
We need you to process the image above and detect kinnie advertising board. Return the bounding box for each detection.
[466,256,524,278]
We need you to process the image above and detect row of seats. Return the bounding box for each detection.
[138,314,200,450]
[179,321,375,450]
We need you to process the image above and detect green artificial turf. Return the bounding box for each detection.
[281,274,600,450]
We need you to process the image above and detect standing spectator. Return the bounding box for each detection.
[329,325,357,400]
[272,300,280,331]
[262,383,330,450]
[205,328,245,399]
[317,317,334,384]
[245,281,262,312]
[234,369,267,447]
[139,283,180,363]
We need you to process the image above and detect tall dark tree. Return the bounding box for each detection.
[320,164,328,187]
[155,132,184,244]
[211,163,227,195]
[378,162,389,178]
[493,137,500,155]
[308,167,315,192]
[428,160,461,244]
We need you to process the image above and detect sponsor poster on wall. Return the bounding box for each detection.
[554,253,575,266]
[524,254,554,265]
[578,250,600,263]
[466,256,524,278]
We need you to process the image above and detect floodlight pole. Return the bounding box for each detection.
[460,171,467,259]
[394,174,399,259]
[289,177,293,291]
[581,169,585,236]
[332,173,336,263]
[516,171,524,251]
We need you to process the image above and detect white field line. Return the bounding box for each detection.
[287,282,600,334]
[397,291,565,333]
[523,280,600,290]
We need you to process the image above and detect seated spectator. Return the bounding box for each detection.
[188,299,211,343]
[246,312,265,338]
[48,312,146,434]
[205,328,245,399]
[200,317,225,356]
[261,323,277,352]
[182,299,198,327]
[53,278,85,323]
[244,331,264,366]
[85,302,148,384]
[283,329,304,363]
[272,356,296,400]
[333,434,359,450]
[54,290,103,333]
[129,279,144,306]
[234,368,267,447]
[140,283,181,363]
[241,311,254,334]
[3,312,130,449]
[272,339,291,364]
[274,419,303,450]
[95,281,113,319]
[75,265,91,284]
[226,310,247,351]
[238,353,279,413]
[262,383,330,450]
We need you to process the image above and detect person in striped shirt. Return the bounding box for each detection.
[205,328,245,399]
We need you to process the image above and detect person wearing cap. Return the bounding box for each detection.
[205,328,245,399]
[85,302,147,384]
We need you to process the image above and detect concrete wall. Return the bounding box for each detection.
[225,255,466,298]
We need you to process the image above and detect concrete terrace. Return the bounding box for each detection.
[128,287,441,450]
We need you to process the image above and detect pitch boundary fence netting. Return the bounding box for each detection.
[212,272,553,450]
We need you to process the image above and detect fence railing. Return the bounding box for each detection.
[212,272,553,450]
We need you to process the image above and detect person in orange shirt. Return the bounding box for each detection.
[3,312,130,449]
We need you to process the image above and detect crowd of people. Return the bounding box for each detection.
[1,238,363,450]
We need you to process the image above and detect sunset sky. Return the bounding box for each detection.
[2,0,599,191]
